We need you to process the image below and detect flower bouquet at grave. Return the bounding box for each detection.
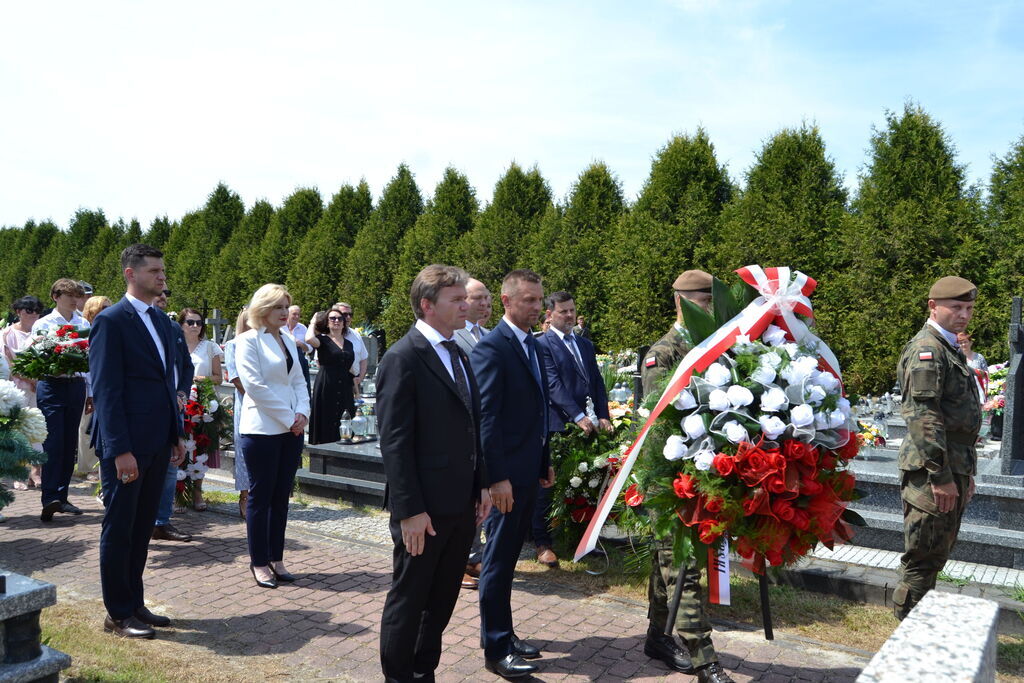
[0,379,47,509]
[176,378,230,506]
[547,401,639,547]
[983,363,1008,415]
[857,420,886,448]
[575,266,864,576]
[11,324,90,379]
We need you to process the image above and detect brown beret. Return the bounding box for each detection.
[672,269,713,293]
[928,276,977,301]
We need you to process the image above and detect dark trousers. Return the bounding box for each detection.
[299,352,311,396]
[479,482,538,660]
[380,502,476,682]
[99,448,170,619]
[240,432,302,566]
[531,483,554,547]
[37,377,86,505]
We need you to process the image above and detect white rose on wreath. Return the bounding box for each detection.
[663,434,688,461]
[569,476,583,488]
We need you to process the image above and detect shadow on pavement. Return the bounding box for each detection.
[0,536,92,574]
[169,609,368,655]
[298,569,390,593]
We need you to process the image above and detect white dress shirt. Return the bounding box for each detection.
[32,307,92,392]
[284,322,309,350]
[927,319,959,349]
[465,319,485,341]
[125,294,166,368]
[415,319,469,387]
[502,316,541,378]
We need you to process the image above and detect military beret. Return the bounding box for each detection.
[928,276,977,301]
[672,269,713,293]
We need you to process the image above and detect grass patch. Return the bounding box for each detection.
[41,598,292,682]
[200,490,238,506]
[937,570,973,588]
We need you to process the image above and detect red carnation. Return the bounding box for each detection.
[624,483,645,507]
[57,324,75,336]
[713,453,735,476]
[673,473,697,499]
[53,345,64,354]
[68,331,79,339]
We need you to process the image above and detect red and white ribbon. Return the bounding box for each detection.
[708,538,731,605]
[573,265,842,561]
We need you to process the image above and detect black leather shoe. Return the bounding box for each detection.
[269,565,296,582]
[61,502,83,515]
[40,500,62,522]
[511,634,541,660]
[134,606,170,627]
[644,627,695,673]
[696,662,736,683]
[250,564,277,589]
[152,524,192,542]
[484,654,538,679]
[104,615,155,639]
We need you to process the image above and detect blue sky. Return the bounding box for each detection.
[1,1,1022,229]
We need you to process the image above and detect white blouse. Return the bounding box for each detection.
[189,338,224,378]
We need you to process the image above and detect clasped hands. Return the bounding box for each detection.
[576,417,614,435]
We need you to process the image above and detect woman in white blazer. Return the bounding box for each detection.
[236,284,310,588]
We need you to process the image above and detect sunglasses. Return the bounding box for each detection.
[328,316,344,322]
[183,320,202,327]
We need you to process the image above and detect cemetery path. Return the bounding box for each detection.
[0,484,869,682]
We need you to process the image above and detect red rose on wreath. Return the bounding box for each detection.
[624,483,645,507]
[734,443,784,487]
[704,496,723,513]
[673,473,697,499]
[698,520,722,545]
[770,499,795,522]
[837,433,860,461]
[712,453,735,476]
[194,433,211,450]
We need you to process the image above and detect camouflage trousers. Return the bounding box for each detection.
[647,541,717,668]
[893,470,970,617]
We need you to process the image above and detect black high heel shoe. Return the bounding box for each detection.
[250,563,278,589]
[269,563,296,583]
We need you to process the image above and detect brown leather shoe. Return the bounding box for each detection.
[152,524,192,542]
[465,562,482,578]
[461,573,479,589]
[536,545,559,568]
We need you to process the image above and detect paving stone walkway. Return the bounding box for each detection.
[0,483,869,682]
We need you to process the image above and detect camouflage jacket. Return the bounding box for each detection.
[641,323,693,397]
[896,323,981,483]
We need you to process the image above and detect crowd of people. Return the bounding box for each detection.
[0,242,986,683]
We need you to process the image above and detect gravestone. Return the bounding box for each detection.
[1000,296,1024,475]
[363,335,379,378]
[0,572,72,682]
[205,308,229,344]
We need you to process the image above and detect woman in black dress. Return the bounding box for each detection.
[307,307,356,444]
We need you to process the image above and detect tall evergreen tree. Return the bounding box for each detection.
[80,220,127,298]
[207,200,276,314]
[257,187,323,285]
[708,125,853,355]
[379,167,478,343]
[27,209,107,298]
[203,183,245,246]
[458,163,553,295]
[603,130,732,349]
[144,216,173,249]
[977,133,1024,362]
[542,162,625,341]
[287,181,373,312]
[845,103,983,391]
[342,164,423,327]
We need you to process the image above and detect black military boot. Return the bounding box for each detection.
[643,624,694,673]
[695,661,735,683]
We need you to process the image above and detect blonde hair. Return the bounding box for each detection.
[247,284,291,329]
[235,308,251,335]
[82,296,112,323]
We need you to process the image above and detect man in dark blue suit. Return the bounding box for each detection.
[533,291,611,567]
[471,269,554,679]
[90,244,186,639]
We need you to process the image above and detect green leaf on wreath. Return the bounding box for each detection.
[680,296,717,346]
[841,508,867,526]
[712,276,742,328]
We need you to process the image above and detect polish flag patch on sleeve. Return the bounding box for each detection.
[919,351,933,361]
[645,356,657,368]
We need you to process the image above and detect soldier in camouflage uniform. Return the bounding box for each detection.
[640,270,733,683]
[893,276,982,620]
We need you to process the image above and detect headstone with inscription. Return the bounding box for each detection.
[1000,296,1024,474]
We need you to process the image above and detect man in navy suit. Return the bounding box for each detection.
[471,269,554,679]
[533,292,611,567]
[90,244,186,639]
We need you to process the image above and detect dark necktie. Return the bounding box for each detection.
[472,324,482,341]
[441,340,472,412]
[525,334,541,386]
[564,334,585,374]
[441,340,476,463]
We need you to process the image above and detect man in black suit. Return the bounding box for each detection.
[377,264,492,683]
[471,269,554,679]
[90,244,186,639]
[533,292,612,566]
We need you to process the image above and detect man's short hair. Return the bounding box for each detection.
[545,291,574,310]
[120,243,163,271]
[501,269,543,297]
[410,265,469,319]
[50,278,85,301]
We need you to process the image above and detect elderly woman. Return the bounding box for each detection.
[177,308,224,510]
[3,295,44,490]
[236,284,309,588]
[223,308,252,518]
